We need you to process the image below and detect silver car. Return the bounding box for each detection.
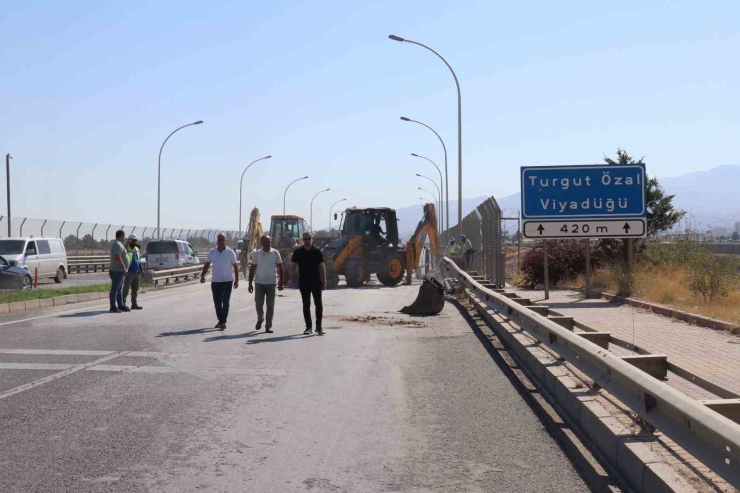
[0,237,67,283]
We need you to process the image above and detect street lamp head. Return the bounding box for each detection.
[265,155,272,159]
[400,116,410,121]
[388,34,405,42]
[302,176,309,179]
[193,120,204,125]
[415,173,421,177]
[411,153,418,157]
[325,188,331,191]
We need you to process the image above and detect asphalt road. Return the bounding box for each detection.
[0,280,592,492]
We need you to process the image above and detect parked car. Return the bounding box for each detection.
[144,240,200,270]
[0,255,33,289]
[0,237,67,283]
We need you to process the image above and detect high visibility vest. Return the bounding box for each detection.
[462,239,473,253]
[126,245,141,263]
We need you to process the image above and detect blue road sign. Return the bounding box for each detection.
[521,164,646,220]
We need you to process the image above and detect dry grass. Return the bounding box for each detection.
[573,264,740,327]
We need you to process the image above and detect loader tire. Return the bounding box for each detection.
[345,259,365,288]
[378,253,405,287]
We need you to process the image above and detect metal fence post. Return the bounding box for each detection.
[142,227,148,239]
[76,222,82,254]
[59,221,65,240]
[91,223,97,254]
[41,219,47,237]
[20,217,27,237]
[105,225,111,242]
[162,228,167,239]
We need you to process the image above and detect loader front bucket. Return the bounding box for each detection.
[400,277,445,315]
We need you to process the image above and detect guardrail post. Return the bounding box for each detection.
[20,217,27,237]
[41,219,47,237]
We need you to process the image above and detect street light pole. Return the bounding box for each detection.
[310,188,331,232]
[418,187,439,222]
[329,198,347,233]
[158,120,203,239]
[402,118,448,233]
[411,152,444,233]
[239,155,271,236]
[391,35,462,238]
[5,153,12,237]
[283,176,309,215]
[416,173,442,229]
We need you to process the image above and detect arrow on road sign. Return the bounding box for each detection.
[623,223,631,233]
[537,224,544,235]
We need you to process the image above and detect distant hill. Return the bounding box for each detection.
[324,165,740,239]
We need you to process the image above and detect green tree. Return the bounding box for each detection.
[603,148,685,237]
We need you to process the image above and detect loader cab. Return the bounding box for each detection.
[342,208,399,249]
[269,215,307,249]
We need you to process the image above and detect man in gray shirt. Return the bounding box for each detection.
[109,230,130,313]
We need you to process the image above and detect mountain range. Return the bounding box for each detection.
[394,165,740,237]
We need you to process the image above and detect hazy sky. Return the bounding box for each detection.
[1,0,738,232]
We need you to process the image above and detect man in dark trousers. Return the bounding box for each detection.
[291,232,326,335]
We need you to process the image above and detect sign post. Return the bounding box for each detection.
[521,164,647,295]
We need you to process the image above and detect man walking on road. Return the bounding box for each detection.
[291,232,326,335]
[200,233,239,330]
[122,233,143,310]
[249,234,284,333]
[109,230,130,313]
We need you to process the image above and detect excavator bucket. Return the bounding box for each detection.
[400,277,445,315]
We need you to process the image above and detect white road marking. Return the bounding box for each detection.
[237,306,253,312]
[0,363,75,370]
[126,351,170,357]
[88,365,177,373]
[0,351,128,401]
[0,349,115,356]
[86,365,139,372]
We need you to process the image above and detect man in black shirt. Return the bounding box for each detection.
[291,232,327,335]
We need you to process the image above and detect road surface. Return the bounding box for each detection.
[0,281,592,492]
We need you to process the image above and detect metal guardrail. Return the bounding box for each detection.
[67,255,109,274]
[142,266,202,286]
[443,257,740,487]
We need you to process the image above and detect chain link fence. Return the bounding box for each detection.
[0,216,240,255]
[440,196,506,286]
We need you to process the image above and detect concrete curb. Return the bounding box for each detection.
[0,278,202,316]
[521,286,738,334]
[467,290,699,493]
[0,291,106,315]
[600,292,738,333]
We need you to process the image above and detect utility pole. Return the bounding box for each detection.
[6,154,12,237]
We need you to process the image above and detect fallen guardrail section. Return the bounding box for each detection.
[142,266,201,286]
[443,257,740,490]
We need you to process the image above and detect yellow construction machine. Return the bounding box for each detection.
[238,207,263,279]
[268,214,308,286]
[322,203,441,291]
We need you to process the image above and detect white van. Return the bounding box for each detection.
[145,240,200,270]
[0,237,67,283]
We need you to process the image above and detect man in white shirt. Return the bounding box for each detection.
[200,233,239,330]
[249,234,284,333]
